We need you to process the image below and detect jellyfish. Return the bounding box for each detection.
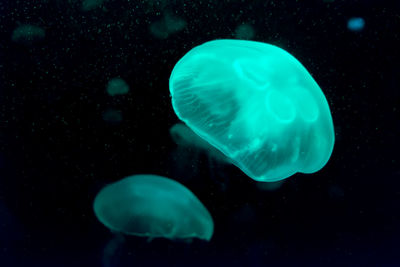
[256,180,284,191]
[11,24,45,45]
[93,174,214,241]
[102,108,123,125]
[347,17,365,32]
[81,0,105,11]
[106,78,130,96]
[149,11,186,39]
[169,39,334,182]
[234,23,255,40]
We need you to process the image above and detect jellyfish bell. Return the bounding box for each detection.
[169,39,334,182]
[93,174,214,241]
[347,17,365,32]
[106,77,130,96]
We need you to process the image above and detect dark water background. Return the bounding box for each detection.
[0,0,399,266]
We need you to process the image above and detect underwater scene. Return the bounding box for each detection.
[0,0,399,266]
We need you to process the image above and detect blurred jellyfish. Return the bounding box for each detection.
[347,17,365,32]
[143,0,169,13]
[11,24,45,45]
[106,78,130,96]
[81,0,105,11]
[234,23,255,40]
[102,109,123,125]
[102,233,124,267]
[256,180,284,191]
[150,11,186,39]
[93,174,214,241]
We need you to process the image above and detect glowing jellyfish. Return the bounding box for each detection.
[106,78,130,96]
[256,180,284,191]
[102,109,122,124]
[93,174,214,241]
[169,39,334,182]
[234,23,255,40]
[347,17,365,32]
[81,0,105,11]
[11,24,45,45]
[150,11,186,39]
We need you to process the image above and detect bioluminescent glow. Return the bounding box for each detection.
[94,174,214,241]
[347,17,365,32]
[169,39,334,182]
[106,78,130,96]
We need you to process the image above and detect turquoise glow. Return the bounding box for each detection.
[347,17,365,32]
[81,0,104,11]
[106,78,130,96]
[150,11,186,39]
[93,174,214,241]
[11,25,45,44]
[169,39,334,182]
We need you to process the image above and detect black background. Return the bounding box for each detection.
[0,0,399,266]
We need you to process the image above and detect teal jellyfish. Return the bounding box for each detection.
[93,174,214,241]
[234,23,255,40]
[256,180,284,191]
[150,11,186,39]
[169,39,334,182]
[11,24,45,45]
[102,109,122,124]
[106,78,130,96]
[81,0,105,11]
[347,17,365,32]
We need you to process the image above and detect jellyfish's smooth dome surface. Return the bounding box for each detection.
[93,174,214,241]
[169,39,334,182]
